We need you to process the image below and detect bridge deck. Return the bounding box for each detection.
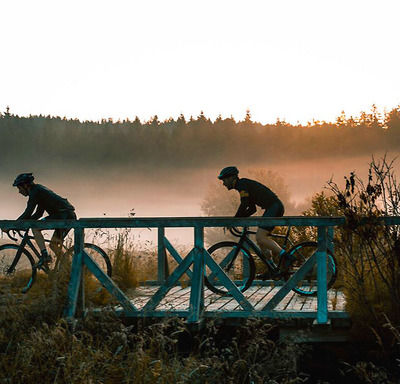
[125,285,346,315]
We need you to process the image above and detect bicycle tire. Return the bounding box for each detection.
[0,244,37,293]
[286,241,338,297]
[61,243,112,277]
[204,241,255,295]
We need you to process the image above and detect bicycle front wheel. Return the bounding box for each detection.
[286,241,338,297]
[0,244,36,293]
[204,241,255,295]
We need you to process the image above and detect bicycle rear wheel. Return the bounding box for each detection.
[60,243,112,277]
[57,243,112,297]
[204,241,255,295]
[0,244,36,293]
[286,241,338,296]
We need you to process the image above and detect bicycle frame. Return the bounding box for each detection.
[5,229,72,273]
[230,226,296,274]
[6,231,42,273]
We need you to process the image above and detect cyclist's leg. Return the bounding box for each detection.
[32,228,53,268]
[255,200,285,258]
[256,200,295,274]
[256,227,282,257]
[32,228,47,254]
[49,210,76,258]
[49,229,65,258]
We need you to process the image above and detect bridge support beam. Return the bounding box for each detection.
[316,226,328,324]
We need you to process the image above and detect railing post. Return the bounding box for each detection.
[64,227,85,319]
[327,226,334,255]
[316,226,328,324]
[158,227,169,283]
[188,225,205,323]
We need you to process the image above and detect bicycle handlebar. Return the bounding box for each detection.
[2,229,22,242]
[228,227,256,237]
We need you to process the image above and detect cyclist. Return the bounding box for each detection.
[218,166,296,279]
[9,173,77,267]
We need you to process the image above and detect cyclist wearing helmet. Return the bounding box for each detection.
[11,173,76,267]
[218,166,295,278]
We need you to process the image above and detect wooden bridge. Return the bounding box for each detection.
[2,215,399,332]
[1,216,358,327]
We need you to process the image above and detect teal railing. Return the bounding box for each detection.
[2,216,397,324]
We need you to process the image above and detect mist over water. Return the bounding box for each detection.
[1,153,398,245]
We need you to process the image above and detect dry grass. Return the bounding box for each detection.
[0,280,308,384]
[0,229,311,383]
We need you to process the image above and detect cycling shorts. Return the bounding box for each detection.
[44,209,77,240]
[259,200,284,232]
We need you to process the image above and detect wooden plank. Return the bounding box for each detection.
[158,287,192,311]
[205,295,235,311]
[286,294,308,311]
[254,286,281,310]
[262,254,317,311]
[230,286,263,311]
[302,296,318,311]
[130,286,158,309]
[143,251,195,311]
[331,291,346,311]
[204,250,254,311]
[275,291,296,311]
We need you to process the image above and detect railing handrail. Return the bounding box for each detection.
[0,215,347,230]
[1,215,399,231]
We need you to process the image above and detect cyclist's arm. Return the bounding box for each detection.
[234,191,257,217]
[17,199,37,220]
[17,194,43,220]
[31,206,45,220]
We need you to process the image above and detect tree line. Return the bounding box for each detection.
[1,105,399,172]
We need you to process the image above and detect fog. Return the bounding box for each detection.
[1,154,398,245]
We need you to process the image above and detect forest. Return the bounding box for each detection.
[1,105,399,172]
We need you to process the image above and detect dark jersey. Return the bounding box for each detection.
[18,184,75,220]
[234,178,280,217]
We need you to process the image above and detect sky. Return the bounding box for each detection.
[1,0,400,125]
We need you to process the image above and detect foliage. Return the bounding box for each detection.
[0,105,399,173]
[324,155,400,343]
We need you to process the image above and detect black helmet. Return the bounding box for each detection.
[218,166,239,180]
[13,173,35,187]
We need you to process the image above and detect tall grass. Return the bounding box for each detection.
[0,285,308,384]
[0,228,311,383]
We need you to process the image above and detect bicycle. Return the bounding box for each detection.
[204,226,338,296]
[0,229,112,294]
